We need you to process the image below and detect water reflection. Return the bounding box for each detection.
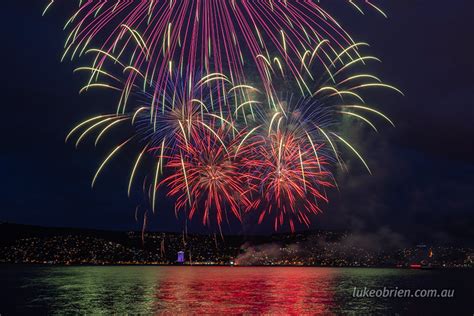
[31,267,159,314]
[1,266,472,314]
[29,267,337,314]
[152,267,336,314]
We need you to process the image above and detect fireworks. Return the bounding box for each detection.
[44,0,401,232]
[160,124,252,227]
[45,0,388,108]
[244,131,333,233]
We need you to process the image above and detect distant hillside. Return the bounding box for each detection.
[0,222,126,246]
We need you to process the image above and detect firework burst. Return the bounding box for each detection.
[45,0,388,106]
[244,130,333,232]
[44,1,402,232]
[160,124,253,228]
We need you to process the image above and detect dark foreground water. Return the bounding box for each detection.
[0,266,472,315]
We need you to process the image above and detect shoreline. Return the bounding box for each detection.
[1,263,471,269]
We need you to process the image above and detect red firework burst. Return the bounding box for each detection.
[160,124,253,228]
[243,132,334,232]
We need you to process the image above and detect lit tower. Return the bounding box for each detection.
[177,251,185,264]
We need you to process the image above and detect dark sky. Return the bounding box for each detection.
[1,2,473,245]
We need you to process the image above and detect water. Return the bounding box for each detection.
[0,266,472,314]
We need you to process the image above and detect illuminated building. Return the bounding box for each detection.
[177,251,185,264]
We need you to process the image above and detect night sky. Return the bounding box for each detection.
[1,2,473,245]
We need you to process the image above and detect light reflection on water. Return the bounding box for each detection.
[1,266,472,314]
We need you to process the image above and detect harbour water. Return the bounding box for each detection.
[0,266,472,314]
